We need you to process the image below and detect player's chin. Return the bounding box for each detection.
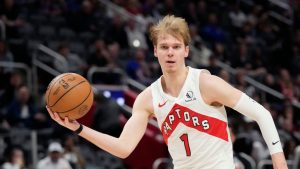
[164,67,177,73]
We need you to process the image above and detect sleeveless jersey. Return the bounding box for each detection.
[150,67,235,169]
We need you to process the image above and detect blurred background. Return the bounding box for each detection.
[0,0,300,169]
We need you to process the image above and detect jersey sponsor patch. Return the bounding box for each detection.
[161,103,229,144]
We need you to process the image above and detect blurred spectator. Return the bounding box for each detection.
[201,13,226,43]
[182,2,198,25]
[189,25,212,67]
[264,74,280,91]
[234,69,256,97]
[196,0,208,25]
[290,45,300,75]
[37,142,72,169]
[126,49,152,84]
[283,139,297,160]
[106,42,122,69]
[229,4,247,30]
[0,71,24,111]
[213,42,229,62]
[157,0,180,16]
[218,69,230,82]
[92,94,122,137]
[205,55,221,75]
[125,19,148,50]
[144,22,155,53]
[54,43,88,75]
[87,39,109,68]
[278,69,298,103]
[126,48,153,85]
[39,0,67,16]
[124,0,142,15]
[68,0,98,33]
[63,134,86,169]
[0,0,25,39]
[0,40,14,73]
[295,74,300,102]
[294,145,300,169]
[105,15,129,49]
[1,146,26,169]
[6,85,37,128]
[247,5,262,27]
[231,42,251,69]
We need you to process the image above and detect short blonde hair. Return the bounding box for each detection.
[150,15,191,46]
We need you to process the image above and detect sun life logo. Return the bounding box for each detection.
[185,91,196,102]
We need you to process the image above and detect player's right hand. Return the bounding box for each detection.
[46,106,80,131]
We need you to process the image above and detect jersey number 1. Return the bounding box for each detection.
[180,134,191,156]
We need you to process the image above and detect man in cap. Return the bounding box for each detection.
[37,142,72,169]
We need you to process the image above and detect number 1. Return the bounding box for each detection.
[180,134,191,156]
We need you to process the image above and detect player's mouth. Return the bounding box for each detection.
[166,61,175,64]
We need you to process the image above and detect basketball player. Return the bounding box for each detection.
[46,15,288,169]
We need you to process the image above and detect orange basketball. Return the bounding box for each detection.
[45,73,94,120]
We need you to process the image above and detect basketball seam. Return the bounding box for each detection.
[57,84,92,114]
[47,74,73,106]
[48,80,86,107]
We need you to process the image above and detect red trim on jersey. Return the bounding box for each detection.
[161,104,229,144]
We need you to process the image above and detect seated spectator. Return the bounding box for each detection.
[0,71,24,111]
[63,134,86,169]
[0,0,25,39]
[6,85,37,128]
[293,145,300,169]
[1,146,26,169]
[68,0,98,33]
[87,39,109,68]
[278,69,298,103]
[92,93,122,137]
[38,0,67,16]
[54,43,88,75]
[37,142,72,169]
[125,19,148,50]
[0,40,14,73]
[201,13,226,43]
[126,48,153,85]
[189,25,212,67]
[105,15,129,49]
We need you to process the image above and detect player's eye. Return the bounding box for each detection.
[160,46,168,50]
[173,45,181,49]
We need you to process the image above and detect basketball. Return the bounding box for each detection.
[45,73,94,120]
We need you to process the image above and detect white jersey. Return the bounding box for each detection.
[150,67,235,169]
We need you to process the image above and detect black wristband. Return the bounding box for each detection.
[74,124,83,134]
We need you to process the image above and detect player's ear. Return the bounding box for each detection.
[184,45,189,58]
[154,46,158,57]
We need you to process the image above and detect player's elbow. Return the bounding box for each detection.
[117,148,133,159]
[118,153,130,159]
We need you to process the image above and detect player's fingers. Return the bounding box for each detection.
[46,108,56,120]
[48,110,55,119]
[53,112,64,123]
[64,116,68,125]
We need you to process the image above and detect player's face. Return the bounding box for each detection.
[154,34,189,73]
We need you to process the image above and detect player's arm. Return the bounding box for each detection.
[199,72,288,169]
[47,88,153,159]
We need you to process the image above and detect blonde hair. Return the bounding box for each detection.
[150,15,191,46]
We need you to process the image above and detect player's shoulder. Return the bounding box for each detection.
[198,69,232,97]
[199,69,222,85]
[133,87,153,113]
[136,87,152,101]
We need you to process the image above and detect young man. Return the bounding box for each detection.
[46,15,288,169]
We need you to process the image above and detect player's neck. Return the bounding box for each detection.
[161,66,189,97]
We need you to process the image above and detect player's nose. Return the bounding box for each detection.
[167,48,174,57]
